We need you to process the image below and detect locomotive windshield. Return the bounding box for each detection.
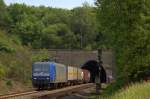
[32,63,50,76]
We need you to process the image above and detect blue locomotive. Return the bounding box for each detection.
[32,62,67,89]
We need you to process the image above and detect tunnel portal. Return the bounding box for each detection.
[82,60,107,83]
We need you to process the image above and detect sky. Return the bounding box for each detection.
[4,0,95,9]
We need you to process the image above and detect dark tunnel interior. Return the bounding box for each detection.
[81,60,107,83]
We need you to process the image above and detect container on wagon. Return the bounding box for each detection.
[67,66,78,81]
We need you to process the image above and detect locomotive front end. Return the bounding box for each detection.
[32,62,50,88]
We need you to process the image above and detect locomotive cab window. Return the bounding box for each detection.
[33,63,49,72]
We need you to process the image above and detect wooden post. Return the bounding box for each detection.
[95,49,102,94]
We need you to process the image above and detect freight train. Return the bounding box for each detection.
[32,62,90,89]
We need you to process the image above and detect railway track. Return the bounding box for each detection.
[0,83,94,99]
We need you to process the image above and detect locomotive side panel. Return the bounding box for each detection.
[54,63,67,83]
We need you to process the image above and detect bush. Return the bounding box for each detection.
[0,47,32,83]
[31,49,49,62]
[0,63,6,79]
[5,80,12,87]
[104,81,124,95]
[0,30,17,53]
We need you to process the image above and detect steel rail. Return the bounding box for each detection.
[0,90,38,99]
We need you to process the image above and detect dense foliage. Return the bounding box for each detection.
[96,0,150,90]
[0,1,99,49]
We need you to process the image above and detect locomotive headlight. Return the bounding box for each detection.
[46,77,49,80]
[34,78,37,80]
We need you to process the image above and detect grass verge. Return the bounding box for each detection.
[97,81,150,99]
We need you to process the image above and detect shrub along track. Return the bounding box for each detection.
[0,83,94,99]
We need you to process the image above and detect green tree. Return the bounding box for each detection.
[42,24,61,48]
[0,2,99,49]
[96,0,150,86]
[42,8,71,26]
[0,0,12,29]
[42,23,77,49]
[11,19,44,47]
[0,0,6,27]
[71,3,98,49]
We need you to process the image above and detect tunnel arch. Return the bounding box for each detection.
[81,60,107,83]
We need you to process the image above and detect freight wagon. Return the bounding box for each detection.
[82,69,90,83]
[32,62,90,89]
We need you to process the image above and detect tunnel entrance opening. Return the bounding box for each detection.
[81,60,106,83]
